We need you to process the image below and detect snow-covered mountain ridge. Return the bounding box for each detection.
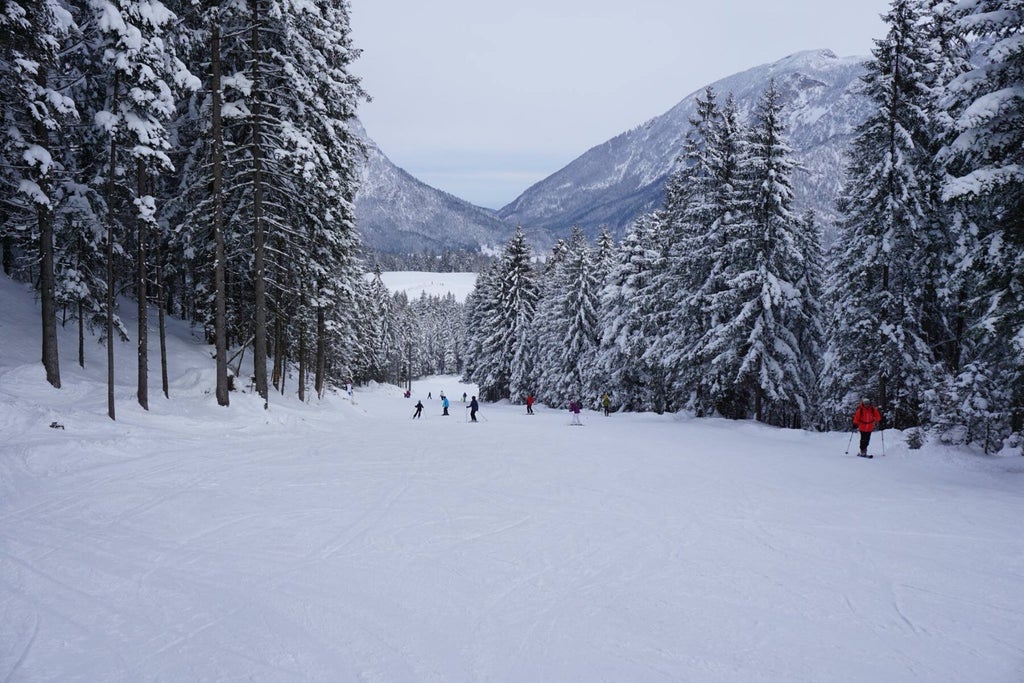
[353,121,516,254]
[354,49,870,252]
[499,49,870,242]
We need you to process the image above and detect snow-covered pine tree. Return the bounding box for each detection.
[530,227,600,407]
[822,0,939,429]
[528,239,570,405]
[940,0,1024,444]
[354,267,397,384]
[597,213,666,412]
[654,91,748,415]
[702,81,809,426]
[464,228,537,401]
[0,0,77,388]
[559,227,601,405]
[796,210,826,428]
[642,90,720,414]
[164,1,233,405]
[275,0,365,399]
[70,0,195,417]
[170,0,364,404]
[462,262,499,392]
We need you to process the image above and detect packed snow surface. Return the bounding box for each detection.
[374,271,477,303]
[1,275,1023,682]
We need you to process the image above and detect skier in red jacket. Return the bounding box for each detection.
[853,397,882,457]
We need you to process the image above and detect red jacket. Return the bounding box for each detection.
[854,403,881,432]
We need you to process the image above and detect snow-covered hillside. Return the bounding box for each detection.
[353,121,516,254]
[2,274,1023,681]
[499,49,870,242]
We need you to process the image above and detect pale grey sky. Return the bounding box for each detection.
[350,0,892,209]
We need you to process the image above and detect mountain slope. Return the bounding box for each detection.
[353,122,515,254]
[499,50,871,241]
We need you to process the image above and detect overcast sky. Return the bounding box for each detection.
[349,0,892,210]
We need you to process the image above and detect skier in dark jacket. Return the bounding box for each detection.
[469,396,479,422]
[853,397,881,456]
[413,400,424,419]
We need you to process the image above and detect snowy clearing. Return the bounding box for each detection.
[374,271,478,303]
[1,274,1023,682]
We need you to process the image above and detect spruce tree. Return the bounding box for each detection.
[0,0,77,388]
[597,214,666,411]
[704,81,809,425]
[940,0,1024,443]
[822,0,938,429]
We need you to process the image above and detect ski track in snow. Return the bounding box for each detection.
[2,388,1023,682]
[3,278,1024,680]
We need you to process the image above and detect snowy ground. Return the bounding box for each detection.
[2,274,1024,682]
[374,271,478,303]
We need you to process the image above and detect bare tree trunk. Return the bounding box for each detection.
[211,17,229,406]
[106,72,120,421]
[136,160,149,410]
[272,314,283,391]
[1,230,12,275]
[78,299,84,368]
[35,68,60,390]
[298,321,306,403]
[315,302,326,399]
[77,232,85,367]
[250,0,268,408]
[154,217,168,398]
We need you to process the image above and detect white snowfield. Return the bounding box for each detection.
[374,271,478,303]
[2,275,1023,682]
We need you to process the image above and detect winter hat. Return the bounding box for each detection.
[862,396,871,403]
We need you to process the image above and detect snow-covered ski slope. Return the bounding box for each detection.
[2,275,1023,682]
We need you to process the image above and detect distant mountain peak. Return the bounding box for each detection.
[355,49,871,253]
[498,49,871,243]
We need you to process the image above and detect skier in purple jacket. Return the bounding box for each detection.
[569,399,582,425]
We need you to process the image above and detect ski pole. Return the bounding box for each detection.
[880,428,886,456]
[845,430,855,455]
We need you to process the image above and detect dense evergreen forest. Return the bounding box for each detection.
[0,0,463,413]
[2,0,1021,453]
[463,1,1023,452]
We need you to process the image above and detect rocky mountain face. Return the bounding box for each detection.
[352,121,515,254]
[498,49,872,243]
[354,49,872,254]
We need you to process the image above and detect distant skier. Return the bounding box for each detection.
[526,394,535,415]
[413,400,424,419]
[853,397,881,456]
[427,392,432,400]
[442,395,450,416]
[569,399,582,425]
[469,396,479,422]
[463,392,467,403]
[602,393,611,416]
